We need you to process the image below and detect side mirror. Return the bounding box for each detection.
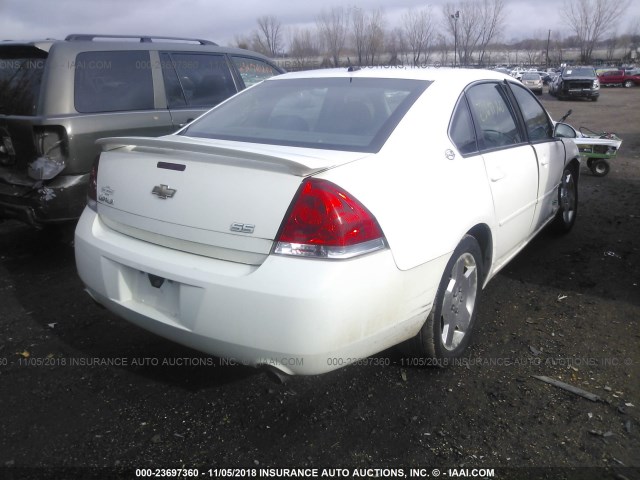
[554,122,577,139]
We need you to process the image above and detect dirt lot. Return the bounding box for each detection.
[0,87,639,480]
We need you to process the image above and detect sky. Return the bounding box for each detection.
[1,0,639,48]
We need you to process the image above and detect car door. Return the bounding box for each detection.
[465,82,538,265]
[508,82,565,232]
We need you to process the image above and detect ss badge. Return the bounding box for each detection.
[230,222,255,234]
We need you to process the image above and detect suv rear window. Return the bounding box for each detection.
[74,51,154,113]
[0,46,47,116]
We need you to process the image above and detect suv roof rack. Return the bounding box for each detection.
[65,34,217,46]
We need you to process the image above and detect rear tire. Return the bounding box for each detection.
[624,80,633,88]
[403,235,483,362]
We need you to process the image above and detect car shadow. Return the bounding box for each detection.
[0,221,260,390]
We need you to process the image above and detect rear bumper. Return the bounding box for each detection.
[75,208,445,375]
[0,173,89,226]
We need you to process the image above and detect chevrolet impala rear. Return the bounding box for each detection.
[75,68,578,375]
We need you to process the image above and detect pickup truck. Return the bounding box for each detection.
[598,70,640,88]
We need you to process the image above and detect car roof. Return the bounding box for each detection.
[0,36,274,60]
[266,67,513,89]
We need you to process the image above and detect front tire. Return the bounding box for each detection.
[624,80,633,88]
[404,235,483,360]
[551,166,578,233]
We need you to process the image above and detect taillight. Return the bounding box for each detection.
[28,127,68,180]
[87,157,100,211]
[274,178,386,259]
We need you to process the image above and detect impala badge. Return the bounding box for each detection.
[151,184,176,199]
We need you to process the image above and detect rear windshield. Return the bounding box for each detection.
[181,77,430,153]
[0,46,47,115]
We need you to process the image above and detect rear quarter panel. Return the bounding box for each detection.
[318,82,496,272]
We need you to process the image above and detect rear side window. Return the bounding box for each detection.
[466,82,522,150]
[162,53,237,108]
[449,97,477,155]
[0,46,47,116]
[231,56,281,87]
[74,51,154,113]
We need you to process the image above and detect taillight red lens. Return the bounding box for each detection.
[274,178,385,259]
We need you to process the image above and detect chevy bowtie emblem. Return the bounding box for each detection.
[151,184,176,199]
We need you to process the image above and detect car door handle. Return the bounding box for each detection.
[178,118,194,128]
[489,168,505,182]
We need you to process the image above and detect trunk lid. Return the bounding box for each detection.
[96,135,368,264]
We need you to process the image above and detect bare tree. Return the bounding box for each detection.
[254,15,283,57]
[385,27,407,65]
[621,16,640,61]
[288,27,321,70]
[477,0,507,65]
[365,8,386,65]
[402,7,436,65]
[605,36,618,62]
[435,34,451,66]
[546,30,565,65]
[443,0,506,66]
[316,6,349,67]
[562,0,630,63]
[351,7,367,66]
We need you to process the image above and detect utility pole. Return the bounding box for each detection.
[451,11,460,67]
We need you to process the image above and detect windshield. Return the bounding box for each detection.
[522,73,541,80]
[0,46,47,115]
[181,77,430,153]
[563,67,595,77]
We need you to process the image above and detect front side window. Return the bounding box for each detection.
[164,53,237,107]
[231,56,281,87]
[509,83,553,141]
[74,51,154,113]
[465,82,522,150]
[182,77,430,153]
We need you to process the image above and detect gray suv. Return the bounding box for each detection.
[0,34,283,227]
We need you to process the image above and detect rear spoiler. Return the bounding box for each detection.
[96,136,331,177]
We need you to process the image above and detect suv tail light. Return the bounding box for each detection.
[274,178,386,259]
[87,157,100,211]
[28,127,68,180]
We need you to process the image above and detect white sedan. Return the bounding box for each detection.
[75,67,580,375]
